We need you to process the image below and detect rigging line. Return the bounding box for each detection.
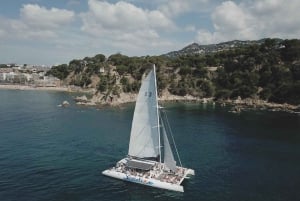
[161,109,183,167]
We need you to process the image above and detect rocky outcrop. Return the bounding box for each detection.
[62,100,70,107]
[74,89,215,107]
[73,91,299,114]
[74,92,137,106]
[218,96,299,113]
[74,95,88,103]
[158,89,214,103]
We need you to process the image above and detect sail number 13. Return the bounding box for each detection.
[145,91,152,97]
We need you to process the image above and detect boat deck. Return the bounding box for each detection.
[102,158,194,192]
[109,158,192,185]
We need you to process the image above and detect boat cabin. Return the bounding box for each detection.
[126,158,156,171]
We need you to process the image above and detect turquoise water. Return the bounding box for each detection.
[0,89,300,201]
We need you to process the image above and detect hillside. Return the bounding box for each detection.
[46,38,300,106]
[163,39,280,57]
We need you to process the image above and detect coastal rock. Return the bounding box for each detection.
[74,95,88,103]
[219,97,299,113]
[234,96,242,104]
[62,100,70,106]
[76,101,96,106]
[67,88,298,113]
[229,106,241,114]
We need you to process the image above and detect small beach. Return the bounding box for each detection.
[0,84,70,91]
[0,84,96,93]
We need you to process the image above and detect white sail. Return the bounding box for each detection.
[162,123,177,172]
[128,68,160,158]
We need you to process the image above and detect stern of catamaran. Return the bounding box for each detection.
[186,168,195,176]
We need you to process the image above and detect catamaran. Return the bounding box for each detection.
[102,64,195,192]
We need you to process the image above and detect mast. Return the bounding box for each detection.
[153,64,161,164]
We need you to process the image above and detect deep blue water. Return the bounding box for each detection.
[0,89,300,201]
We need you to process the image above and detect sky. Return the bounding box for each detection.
[0,0,300,65]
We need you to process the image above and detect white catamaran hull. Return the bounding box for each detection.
[102,158,195,193]
[102,169,192,192]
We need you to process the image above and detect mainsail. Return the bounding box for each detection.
[128,68,160,159]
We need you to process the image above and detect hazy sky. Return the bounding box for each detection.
[0,0,299,65]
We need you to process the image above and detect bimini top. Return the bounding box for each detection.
[126,159,155,171]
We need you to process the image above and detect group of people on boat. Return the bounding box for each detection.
[111,161,185,185]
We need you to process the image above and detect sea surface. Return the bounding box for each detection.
[0,89,299,201]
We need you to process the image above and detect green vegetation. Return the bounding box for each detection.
[45,64,70,80]
[46,39,300,105]
[0,64,9,68]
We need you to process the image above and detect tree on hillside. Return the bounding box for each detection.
[69,59,84,74]
[46,64,70,80]
[108,53,129,65]
[281,39,300,62]
[94,54,106,63]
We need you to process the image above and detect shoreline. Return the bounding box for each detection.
[217,98,300,113]
[75,93,300,114]
[1,84,299,113]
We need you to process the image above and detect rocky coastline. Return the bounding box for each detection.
[2,84,299,114]
[74,89,214,106]
[217,97,300,114]
[74,91,300,114]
